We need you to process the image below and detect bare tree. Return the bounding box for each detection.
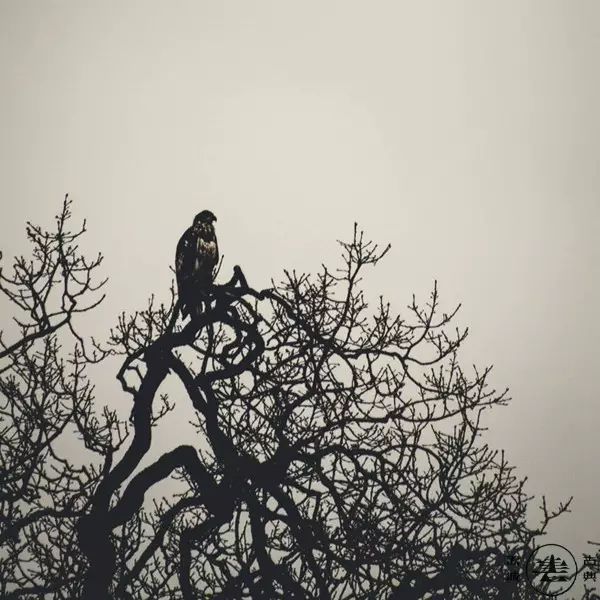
[0,198,112,598]
[0,198,584,599]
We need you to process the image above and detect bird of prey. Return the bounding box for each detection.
[175,210,219,318]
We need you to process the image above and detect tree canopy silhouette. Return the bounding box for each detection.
[0,197,594,599]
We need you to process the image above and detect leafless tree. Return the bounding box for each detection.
[0,198,585,599]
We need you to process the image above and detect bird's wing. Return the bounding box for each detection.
[175,227,196,284]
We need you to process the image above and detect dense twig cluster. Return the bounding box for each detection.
[0,198,115,598]
[0,199,584,599]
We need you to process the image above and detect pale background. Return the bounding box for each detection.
[1,0,599,590]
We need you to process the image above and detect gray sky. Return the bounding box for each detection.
[1,0,599,582]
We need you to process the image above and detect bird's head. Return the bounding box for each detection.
[193,210,217,226]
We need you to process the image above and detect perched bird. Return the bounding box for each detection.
[175,210,219,318]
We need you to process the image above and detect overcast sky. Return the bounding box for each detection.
[1,0,599,581]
